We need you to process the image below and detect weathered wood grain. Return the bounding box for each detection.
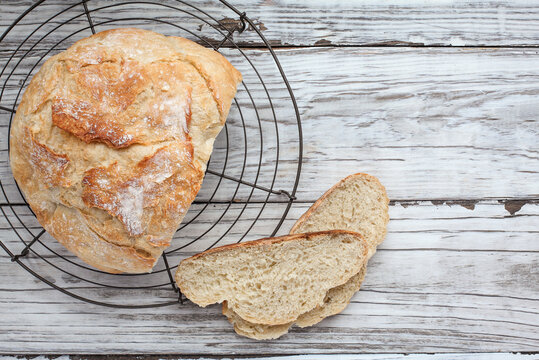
[268,46,539,201]
[0,1,538,357]
[0,202,537,353]
[6,355,539,360]
[2,200,538,253]
[2,354,538,360]
[2,0,539,48]
[1,47,537,201]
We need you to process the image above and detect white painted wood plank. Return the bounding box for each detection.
[2,1,539,48]
[1,47,537,201]
[0,1,537,356]
[265,47,539,201]
[2,200,538,254]
[1,354,538,360]
[0,202,537,354]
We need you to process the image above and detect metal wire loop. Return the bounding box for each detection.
[0,0,303,308]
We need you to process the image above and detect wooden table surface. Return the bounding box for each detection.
[0,0,538,358]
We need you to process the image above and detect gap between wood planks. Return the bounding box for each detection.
[0,199,537,210]
[220,43,539,50]
[4,44,539,53]
[0,354,537,359]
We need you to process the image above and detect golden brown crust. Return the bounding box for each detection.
[10,28,242,273]
[52,97,140,148]
[166,36,242,123]
[82,143,202,237]
[52,60,195,149]
[23,128,71,188]
[46,204,157,274]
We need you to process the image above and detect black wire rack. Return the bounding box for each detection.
[0,0,302,308]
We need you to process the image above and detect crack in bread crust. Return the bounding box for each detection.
[82,143,202,237]
[52,59,194,149]
[23,127,71,188]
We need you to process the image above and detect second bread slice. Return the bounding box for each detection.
[223,267,367,339]
[291,173,389,258]
[175,230,369,325]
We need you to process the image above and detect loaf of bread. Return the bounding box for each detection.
[225,173,389,339]
[175,230,369,325]
[9,28,242,273]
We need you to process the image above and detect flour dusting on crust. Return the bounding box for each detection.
[81,143,202,236]
[24,128,71,188]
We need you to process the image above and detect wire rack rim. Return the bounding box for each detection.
[0,0,303,308]
[3,8,271,270]
[1,14,278,278]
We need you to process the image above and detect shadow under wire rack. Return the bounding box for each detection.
[0,0,302,308]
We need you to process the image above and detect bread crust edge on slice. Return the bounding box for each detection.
[177,229,365,264]
[175,230,368,324]
[290,172,389,236]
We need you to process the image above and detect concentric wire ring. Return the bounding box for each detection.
[0,0,302,308]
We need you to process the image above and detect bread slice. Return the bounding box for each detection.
[224,173,389,338]
[222,301,292,340]
[291,173,389,258]
[223,266,366,340]
[295,265,367,327]
[175,230,369,325]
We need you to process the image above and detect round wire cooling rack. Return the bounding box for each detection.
[0,0,302,308]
